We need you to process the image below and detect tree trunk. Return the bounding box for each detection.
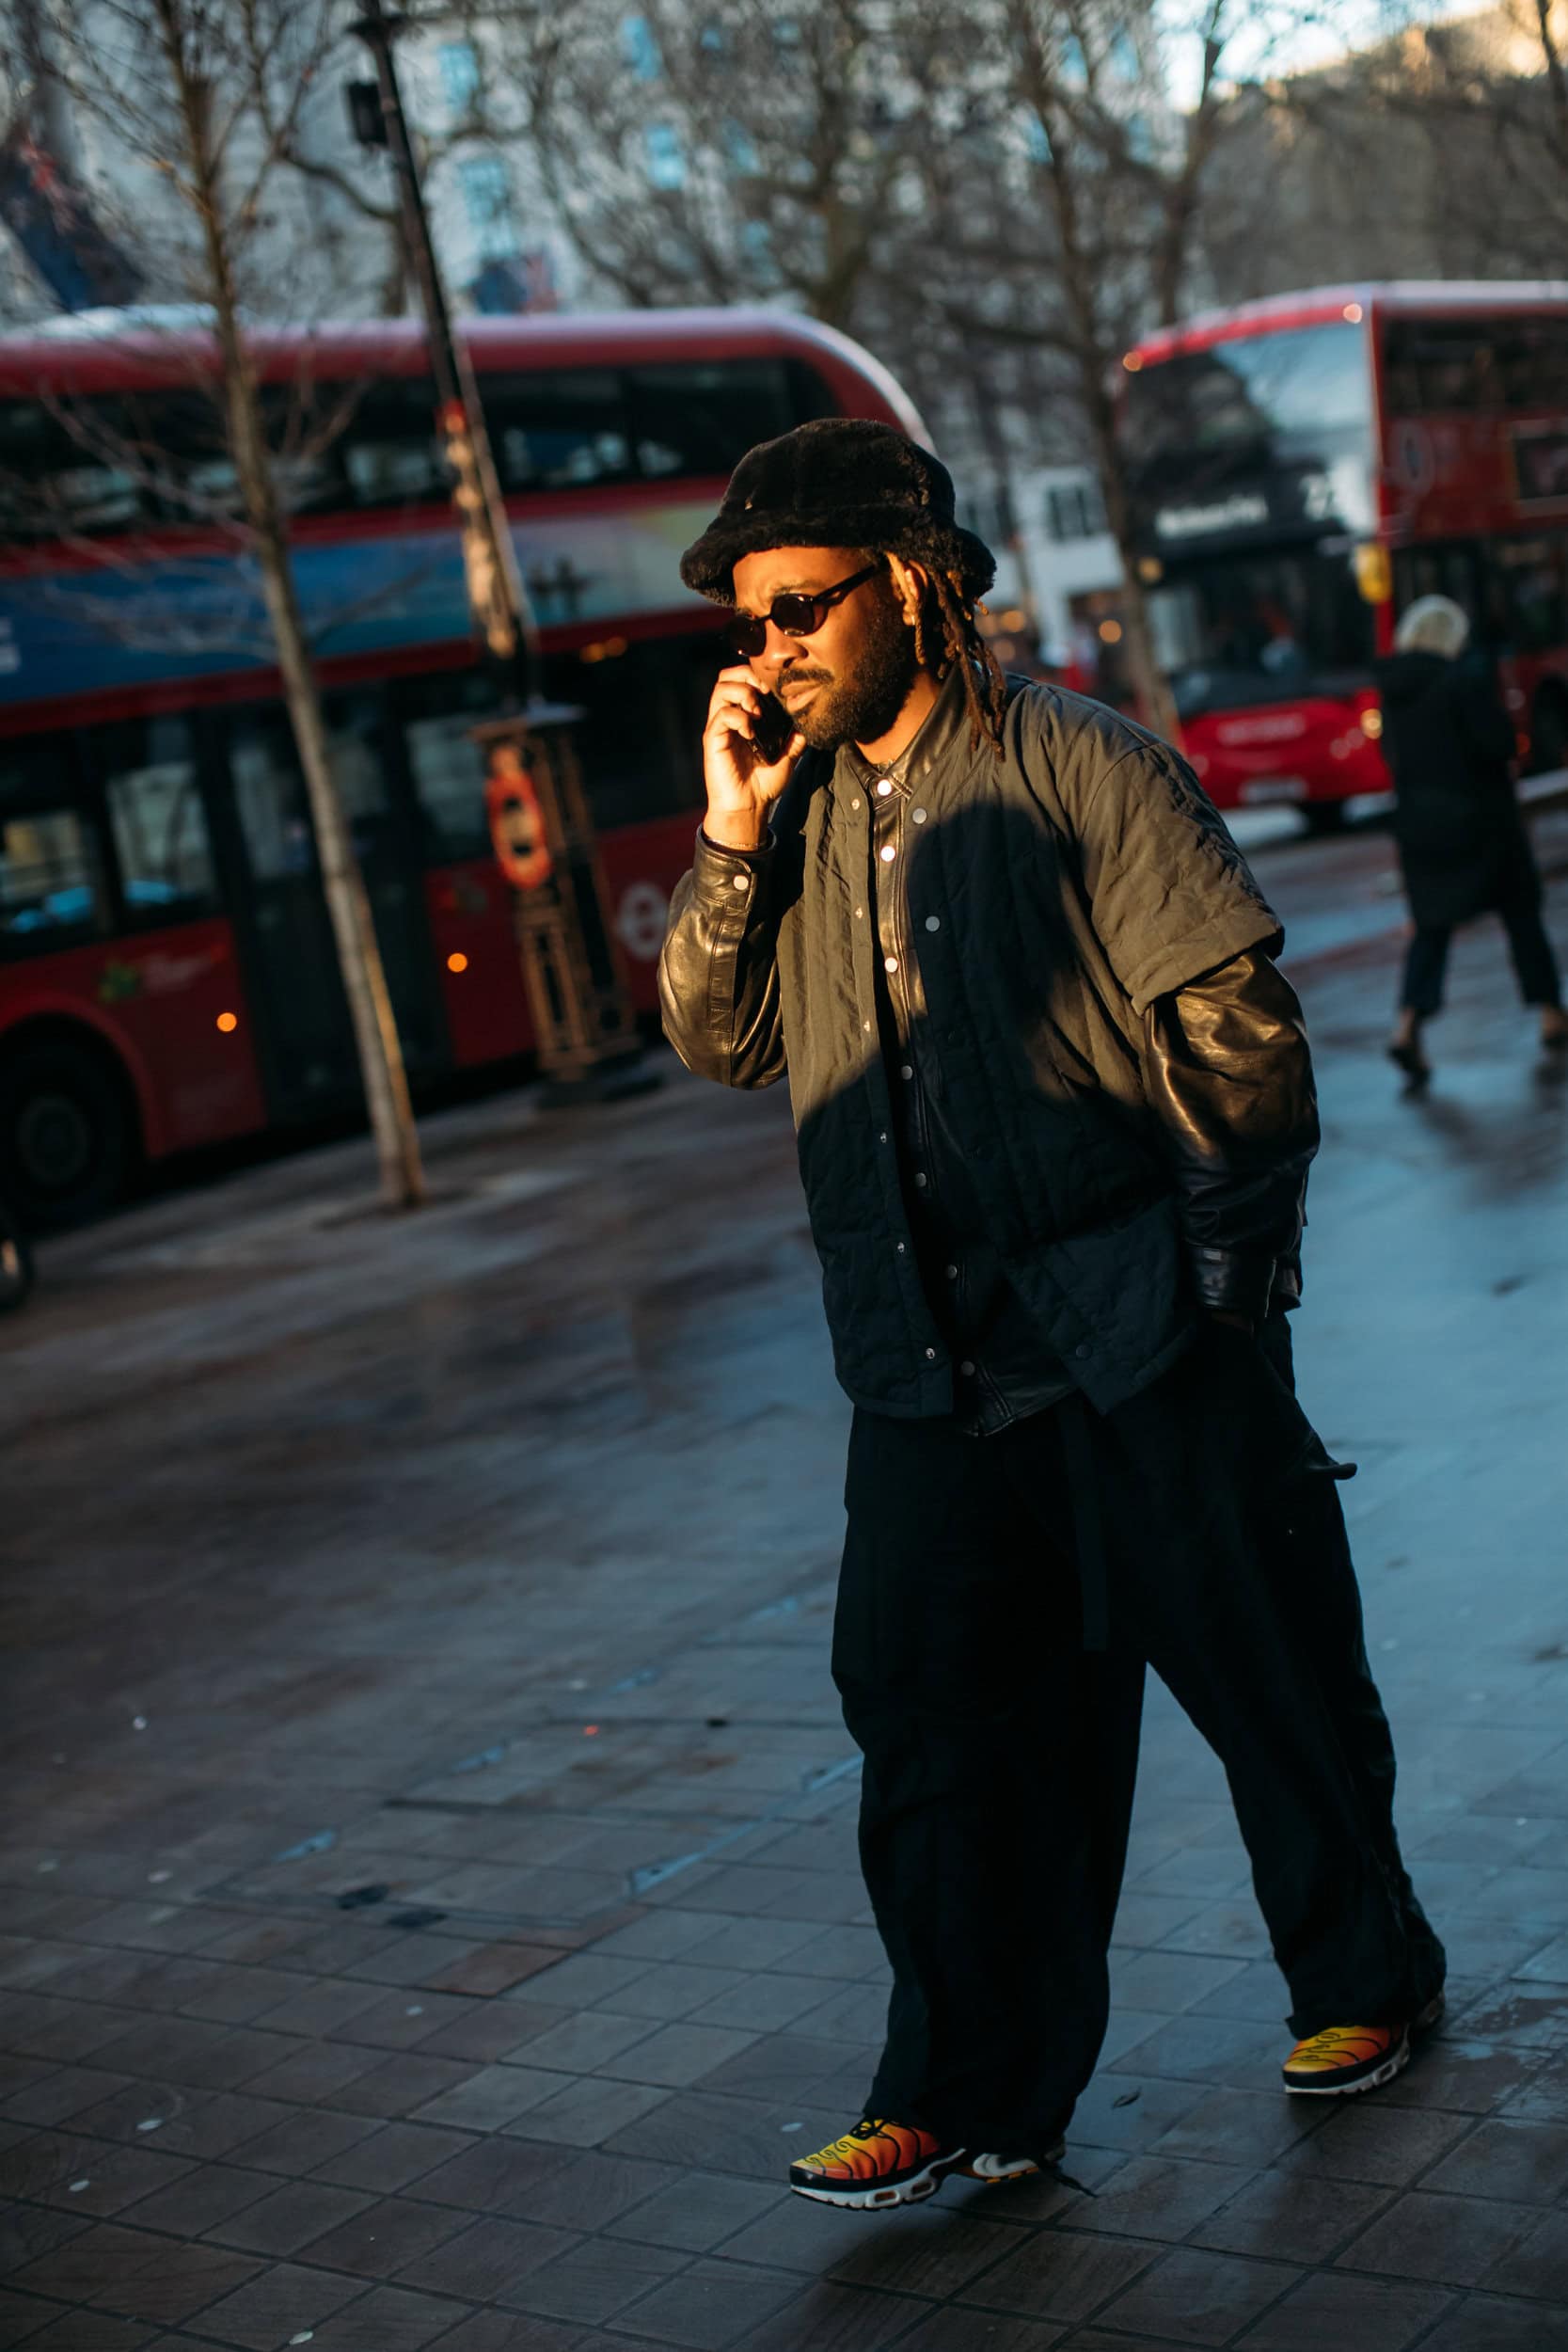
[1062,270,1182,747]
[250,534,428,1210]
[1538,0,1568,173]
[1083,393,1179,744]
[158,1,426,1210]
[1018,56,1184,751]
[1112,558,1181,750]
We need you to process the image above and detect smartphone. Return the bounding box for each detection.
[752,691,793,765]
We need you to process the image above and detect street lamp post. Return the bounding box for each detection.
[349,0,655,1103]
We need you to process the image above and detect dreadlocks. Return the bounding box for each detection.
[911,567,1010,755]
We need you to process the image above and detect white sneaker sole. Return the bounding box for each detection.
[965,2139,1064,2182]
[789,2148,970,2208]
[789,2141,1060,2209]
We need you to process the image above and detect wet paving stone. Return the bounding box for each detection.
[1333,2185,1542,2286]
[394,2211,578,2299]
[1233,2268,1456,2348]
[0,2310,164,2349]
[1092,2246,1302,2344]
[4,848,1568,2342]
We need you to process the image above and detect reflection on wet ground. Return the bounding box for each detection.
[3,823,1568,2345]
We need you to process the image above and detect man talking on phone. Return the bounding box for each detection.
[658,420,1443,2211]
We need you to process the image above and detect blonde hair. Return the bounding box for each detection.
[1395,595,1470,660]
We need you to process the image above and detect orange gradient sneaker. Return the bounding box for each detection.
[1282,1994,1446,2096]
[787,2117,1049,2209]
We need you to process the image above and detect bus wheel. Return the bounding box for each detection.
[0,1035,135,1230]
[1303,801,1349,836]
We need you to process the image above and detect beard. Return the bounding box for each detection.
[782,591,921,751]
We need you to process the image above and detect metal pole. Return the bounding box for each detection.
[351,0,537,700]
[349,6,655,1103]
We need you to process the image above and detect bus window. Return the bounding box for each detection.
[341,378,444,507]
[483,370,632,491]
[119,384,344,522]
[0,386,354,532]
[1382,322,1486,413]
[0,800,109,952]
[323,694,398,863]
[403,673,498,864]
[543,635,712,831]
[785,358,841,426]
[111,389,233,521]
[260,379,360,517]
[0,398,144,536]
[1498,320,1568,409]
[1393,546,1484,633]
[1385,317,1568,415]
[102,717,221,925]
[627,360,794,480]
[230,718,319,878]
[1494,536,1568,655]
[1148,548,1371,711]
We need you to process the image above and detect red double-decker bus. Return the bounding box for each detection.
[0,308,923,1223]
[1120,282,1568,825]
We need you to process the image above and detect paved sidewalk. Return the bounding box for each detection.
[3,842,1568,2352]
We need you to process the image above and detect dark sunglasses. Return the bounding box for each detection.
[729,563,882,659]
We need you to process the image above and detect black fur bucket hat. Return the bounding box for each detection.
[680,418,995,606]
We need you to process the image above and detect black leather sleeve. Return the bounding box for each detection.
[1143,948,1319,1323]
[657,830,789,1089]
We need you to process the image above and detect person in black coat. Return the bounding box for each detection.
[1379,595,1568,1084]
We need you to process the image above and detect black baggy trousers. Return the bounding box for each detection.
[832,1319,1446,2154]
[1400,896,1563,1018]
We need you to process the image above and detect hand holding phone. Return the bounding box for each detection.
[702,664,805,850]
[751,691,794,766]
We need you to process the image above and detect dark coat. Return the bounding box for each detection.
[659,676,1296,1417]
[1378,651,1542,930]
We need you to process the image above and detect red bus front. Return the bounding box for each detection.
[1121,295,1387,827]
[1120,285,1568,824]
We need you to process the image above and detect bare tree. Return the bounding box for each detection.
[449,0,1288,736]
[446,1,941,330]
[435,2,1039,489]
[0,0,427,1208]
[1202,0,1568,295]
[1361,0,1568,265]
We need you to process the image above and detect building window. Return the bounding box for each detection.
[644,122,685,189]
[458,155,519,261]
[1047,480,1107,541]
[722,119,758,174]
[623,14,662,79]
[438,41,480,114]
[1109,27,1141,78]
